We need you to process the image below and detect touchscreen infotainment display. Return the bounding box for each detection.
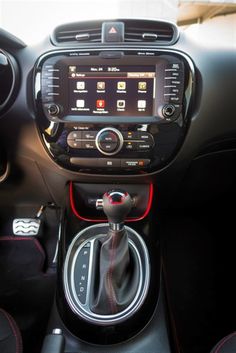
[68,65,156,116]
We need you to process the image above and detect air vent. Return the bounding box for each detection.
[52,21,102,45]
[0,50,18,115]
[52,19,178,46]
[124,20,176,44]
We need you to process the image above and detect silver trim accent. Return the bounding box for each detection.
[76,33,90,41]
[52,222,62,264]
[0,161,10,184]
[142,33,158,40]
[95,199,104,210]
[110,222,124,231]
[63,223,150,325]
[95,127,124,156]
[13,218,41,236]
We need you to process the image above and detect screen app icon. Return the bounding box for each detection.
[117,81,126,90]
[138,82,147,90]
[97,82,105,90]
[117,100,126,108]
[96,100,105,108]
[76,81,85,90]
[137,100,146,109]
[76,100,85,108]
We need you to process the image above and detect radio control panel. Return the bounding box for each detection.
[36,50,188,125]
[35,49,194,173]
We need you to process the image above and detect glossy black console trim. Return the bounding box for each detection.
[48,280,171,352]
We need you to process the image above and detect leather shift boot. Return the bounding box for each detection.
[91,228,139,315]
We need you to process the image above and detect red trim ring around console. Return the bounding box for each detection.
[69,181,153,223]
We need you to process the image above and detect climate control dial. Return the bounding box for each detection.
[95,128,124,156]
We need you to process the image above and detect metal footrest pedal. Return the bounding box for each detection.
[12,205,45,237]
[13,218,41,236]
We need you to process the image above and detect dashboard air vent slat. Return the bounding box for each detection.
[56,27,101,43]
[124,24,174,43]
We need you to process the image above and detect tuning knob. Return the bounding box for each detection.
[95,128,123,156]
[47,104,60,116]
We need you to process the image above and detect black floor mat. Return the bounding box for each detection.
[161,210,236,353]
[0,236,56,353]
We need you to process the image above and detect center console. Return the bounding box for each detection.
[55,183,161,347]
[34,19,196,353]
[35,48,194,174]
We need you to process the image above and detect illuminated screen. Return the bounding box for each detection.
[68,65,156,116]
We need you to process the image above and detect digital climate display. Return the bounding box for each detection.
[68,65,156,116]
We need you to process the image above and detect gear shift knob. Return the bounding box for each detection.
[103,190,133,226]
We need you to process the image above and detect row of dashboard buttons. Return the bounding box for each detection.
[41,62,61,103]
[67,139,153,151]
[164,63,184,103]
[67,130,153,140]
[70,158,150,168]
[67,131,154,151]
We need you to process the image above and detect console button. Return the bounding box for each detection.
[67,140,82,149]
[169,96,180,103]
[121,159,150,168]
[47,104,60,116]
[138,132,154,143]
[81,141,96,149]
[124,141,136,150]
[99,142,117,152]
[137,143,152,151]
[67,131,82,140]
[102,22,125,42]
[98,131,119,152]
[96,128,123,155]
[162,104,176,118]
[82,131,97,139]
[101,131,118,143]
[122,131,139,140]
[99,159,121,168]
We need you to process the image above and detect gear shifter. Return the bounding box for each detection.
[64,188,150,325]
[103,190,133,230]
[91,189,139,315]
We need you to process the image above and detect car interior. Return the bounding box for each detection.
[0,8,236,353]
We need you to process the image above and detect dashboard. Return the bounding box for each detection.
[1,17,236,353]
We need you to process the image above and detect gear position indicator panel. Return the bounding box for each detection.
[68,65,156,117]
[73,243,91,305]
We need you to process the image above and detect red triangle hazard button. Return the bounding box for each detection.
[109,26,117,34]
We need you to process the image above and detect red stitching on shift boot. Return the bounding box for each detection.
[107,233,118,314]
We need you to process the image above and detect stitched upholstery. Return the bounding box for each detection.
[0,309,23,353]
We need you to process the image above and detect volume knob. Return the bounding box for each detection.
[47,104,60,116]
[95,128,123,156]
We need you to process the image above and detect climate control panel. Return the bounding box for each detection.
[67,128,154,156]
[65,126,154,169]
